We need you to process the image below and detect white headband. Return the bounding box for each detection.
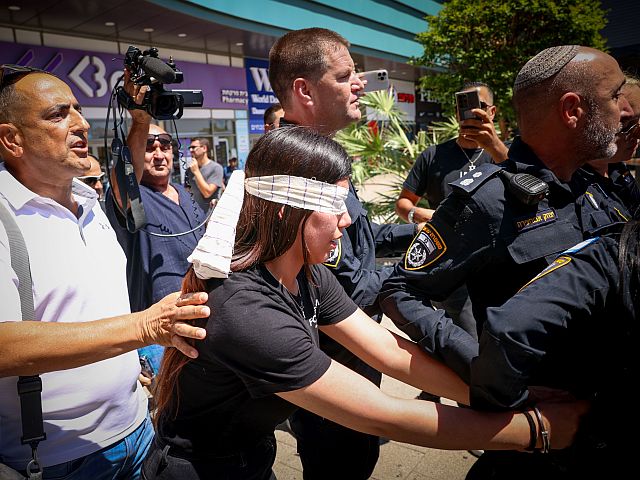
[188,171,349,279]
[245,175,348,215]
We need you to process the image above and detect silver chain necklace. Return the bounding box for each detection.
[458,144,485,171]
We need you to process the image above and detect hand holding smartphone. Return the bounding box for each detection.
[455,88,482,121]
[360,69,390,93]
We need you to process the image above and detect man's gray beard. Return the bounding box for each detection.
[578,100,618,162]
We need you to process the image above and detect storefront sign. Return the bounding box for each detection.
[245,58,279,134]
[0,41,247,110]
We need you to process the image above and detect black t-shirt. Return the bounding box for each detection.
[159,263,358,456]
[403,138,493,209]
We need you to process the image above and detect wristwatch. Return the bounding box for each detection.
[408,207,417,224]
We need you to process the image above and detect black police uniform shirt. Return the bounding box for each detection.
[379,137,631,380]
[156,264,358,457]
[470,226,635,473]
[403,138,494,210]
[577,161,640,221]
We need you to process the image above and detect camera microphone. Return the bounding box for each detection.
[140,56,177,83]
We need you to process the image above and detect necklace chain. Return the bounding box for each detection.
[458,144,485,171]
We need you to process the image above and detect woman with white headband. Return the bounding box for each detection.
[143,127,586,480]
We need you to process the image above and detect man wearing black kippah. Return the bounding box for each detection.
[380,45,636,477]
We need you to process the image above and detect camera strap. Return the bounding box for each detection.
[0,201,45,480]
[107,85,148,233]
[111,136,147,232]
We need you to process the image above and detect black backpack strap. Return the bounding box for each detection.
[0,200,45,479]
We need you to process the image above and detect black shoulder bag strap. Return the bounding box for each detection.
[0,201,45,480]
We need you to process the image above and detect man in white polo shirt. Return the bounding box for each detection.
[0,66,208,479]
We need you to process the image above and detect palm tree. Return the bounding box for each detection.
[335,89,458,222]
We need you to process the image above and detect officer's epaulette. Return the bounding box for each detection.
[448,163,502,195]
[586,221,626,239]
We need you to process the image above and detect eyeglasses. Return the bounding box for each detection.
[188,145,201,150]
[480,101,493,110]
[77,173,105,187]
[146,133,173,153]
[0,64,46,90]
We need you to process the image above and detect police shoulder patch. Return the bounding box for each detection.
[324,238,341,268]
[448,163,502,195]
[518,237,600,291]
[404,224,447,271]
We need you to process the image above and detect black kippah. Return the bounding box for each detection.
[514,45,581,92]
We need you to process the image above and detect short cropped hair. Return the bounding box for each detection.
[193,137,211,156]
[269,28,350,105]
[264,103,283,125]
[462,81,494,105]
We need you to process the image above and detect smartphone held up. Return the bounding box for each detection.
[361,69,390,93]
[455,88,482,121]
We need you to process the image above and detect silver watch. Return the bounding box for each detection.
[408,207,417,224]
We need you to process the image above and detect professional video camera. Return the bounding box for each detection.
[117,45,203,120]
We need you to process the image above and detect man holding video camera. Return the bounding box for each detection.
[106,69,207,376]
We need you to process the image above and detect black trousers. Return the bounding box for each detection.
[289,408,380,480]
[142,436,277,480]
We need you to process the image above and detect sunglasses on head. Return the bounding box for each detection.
[0,64,46,90]
[146,133,173,153]
[77,173,105,187]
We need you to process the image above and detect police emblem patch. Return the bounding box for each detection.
[518,255,572,292]
[324,238,341,268]
[404,224,447,271]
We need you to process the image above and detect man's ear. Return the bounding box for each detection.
[292,78,314,107]
[0,123,23,159]
[559,92,584,129]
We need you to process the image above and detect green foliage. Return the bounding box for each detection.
[414,0,609,131]
[334,90,459,222]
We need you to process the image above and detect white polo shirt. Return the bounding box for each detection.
[0,164,147,468]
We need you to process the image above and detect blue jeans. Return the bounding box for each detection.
[138,345,165,376]
[35,416,154,480]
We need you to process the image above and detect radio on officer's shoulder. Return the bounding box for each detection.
[498,170,548,205]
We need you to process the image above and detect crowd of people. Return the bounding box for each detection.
[1,25,639,480]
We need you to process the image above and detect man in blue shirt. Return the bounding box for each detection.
[106,100,206,375]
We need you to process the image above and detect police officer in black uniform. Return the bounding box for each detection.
[380,45,635,381]
[469,220,637,478]
[379,44,637,477]
[267,28,451,480]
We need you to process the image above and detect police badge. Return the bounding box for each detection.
[404,225,447,270]
[324,238,341,268]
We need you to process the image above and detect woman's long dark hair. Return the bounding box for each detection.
[153,126,352,423]
[619,220,640,317]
